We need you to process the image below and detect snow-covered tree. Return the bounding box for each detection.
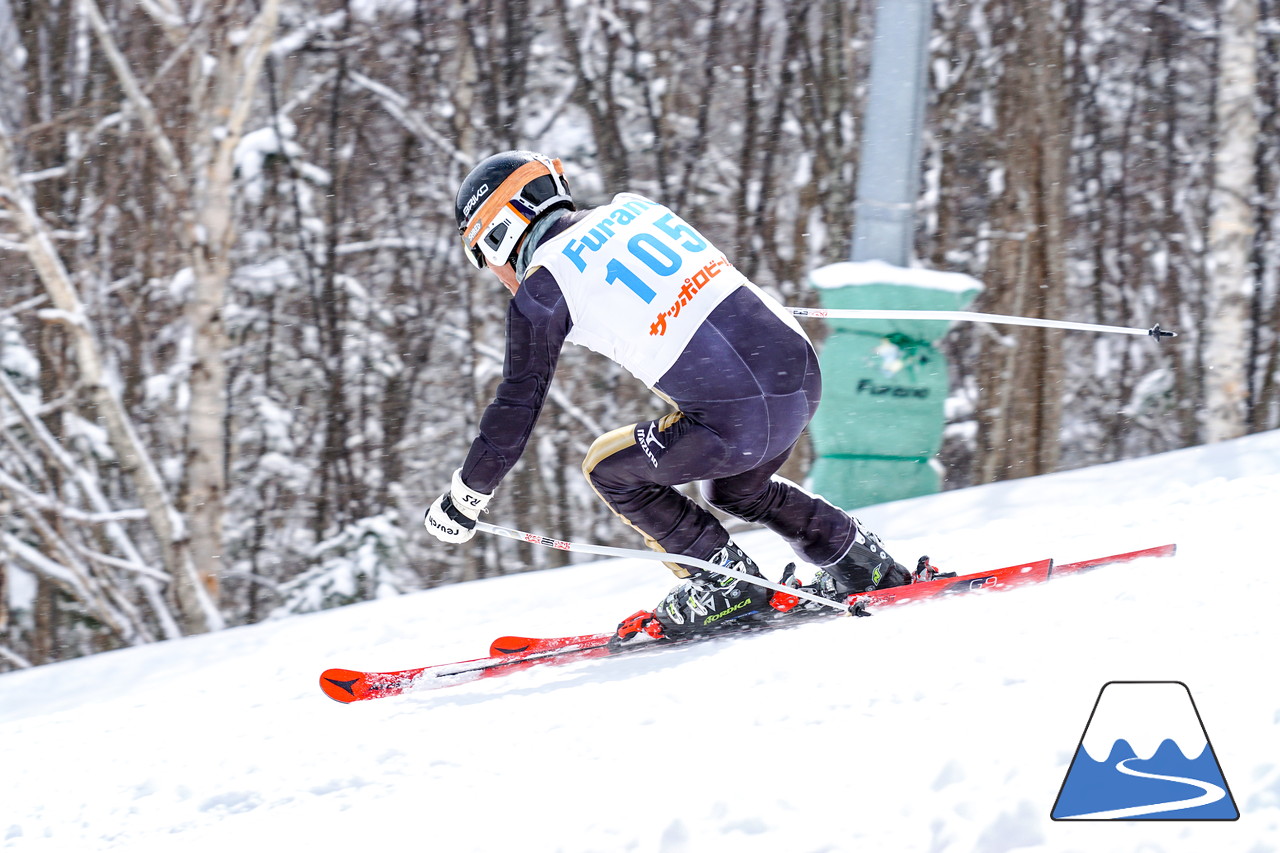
[3,0,1280,670]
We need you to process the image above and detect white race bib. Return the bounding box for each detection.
[529,194,751,387]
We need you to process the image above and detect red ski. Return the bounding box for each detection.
[486,544,1175,659]
[1051,543,1176,576]
[320,635,615,703]
[320,543,1175,702]
[489,633,612,656]
[847,543,1175,609]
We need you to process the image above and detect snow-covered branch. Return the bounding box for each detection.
[0,645,32,669]
[346,71,472,167]
[76,0,186,198]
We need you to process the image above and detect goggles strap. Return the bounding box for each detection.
[463,160,553,249]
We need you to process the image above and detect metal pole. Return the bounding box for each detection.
[850,0,933,265]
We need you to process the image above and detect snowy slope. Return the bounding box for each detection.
[3,431,1279,853]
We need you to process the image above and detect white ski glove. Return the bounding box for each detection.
[424,469,493,544]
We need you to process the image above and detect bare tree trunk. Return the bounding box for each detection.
[976,0,1069,483]
[182,0,280,604]
[1205,0,1259,443]
[31,577,55,666]
[0,547,8,639]
[1254,0,1280,429]
[734,0,767,255]
[555,0,630,191]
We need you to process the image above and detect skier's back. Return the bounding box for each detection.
[426,151,910,640]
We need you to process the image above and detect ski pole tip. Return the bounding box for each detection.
[1148,324,1177,341]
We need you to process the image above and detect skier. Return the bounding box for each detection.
[425,150,911,641]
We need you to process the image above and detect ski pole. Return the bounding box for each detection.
[787,307,1176,341]
[475,520,850,613]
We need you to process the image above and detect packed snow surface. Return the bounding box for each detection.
[3,431,1279,852]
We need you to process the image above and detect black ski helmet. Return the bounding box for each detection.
[455,151,574,269]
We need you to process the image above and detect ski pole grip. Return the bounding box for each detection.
[1148,324,1177,341]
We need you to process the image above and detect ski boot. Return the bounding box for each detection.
[613,541,771,645]
[811,520,912,603]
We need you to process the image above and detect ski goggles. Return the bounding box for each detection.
[460,157,570,270]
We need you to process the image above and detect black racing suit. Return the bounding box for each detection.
[459,210,862,576]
